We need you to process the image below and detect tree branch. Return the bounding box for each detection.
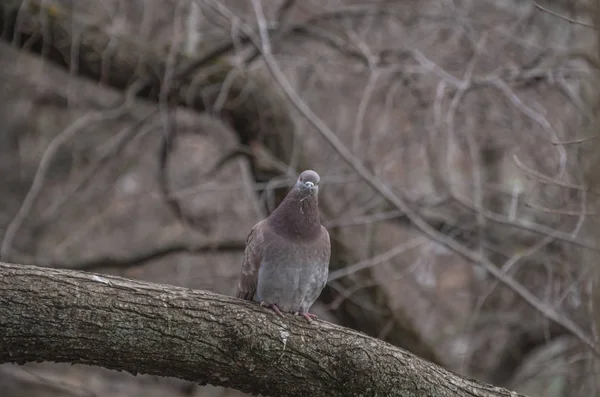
[0,261,525,397]
[8,240,246,271]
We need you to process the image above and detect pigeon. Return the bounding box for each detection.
[236,170,331,323]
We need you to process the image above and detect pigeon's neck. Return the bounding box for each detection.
[268,191,321,240]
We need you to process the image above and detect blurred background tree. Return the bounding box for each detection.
[1,0,599,396]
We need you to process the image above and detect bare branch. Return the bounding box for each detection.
[0,261,527,397]
[328,236,427,282]
[552,135,599,145]
[525,202,600,216]
[532,1,598,30]
[513,154,598,194]
[274,0,297,24]
[9,240,246,271]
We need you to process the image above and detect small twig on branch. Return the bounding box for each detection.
[552,135,599,145]
[525,202,600,216]
[532,1,598,30]
[275,0,297,24]
[513,154,599,194]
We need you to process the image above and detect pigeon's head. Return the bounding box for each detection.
[296,170,320,197]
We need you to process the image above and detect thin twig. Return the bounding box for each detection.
[10,240,246,271]
[532,1,598,30]
[514,154,599,194]
[352,71,379,153]
[328,236,427,282]
[552,135,599,145]
[525,202,599,216]
[275,0,297,25]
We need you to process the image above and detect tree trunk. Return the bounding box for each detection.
[0,261,525,397]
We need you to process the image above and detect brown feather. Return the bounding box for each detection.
[267,187,321,240]
[236,220,265,300]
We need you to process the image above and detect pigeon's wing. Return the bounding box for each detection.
[300,225,332,312]
[236,220,266,300]
[316,225,331,291]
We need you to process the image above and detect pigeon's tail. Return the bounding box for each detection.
[236,286,254,301]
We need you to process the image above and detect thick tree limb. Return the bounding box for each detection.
[0,261,524,397]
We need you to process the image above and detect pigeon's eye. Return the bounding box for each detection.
[300,177,303,182]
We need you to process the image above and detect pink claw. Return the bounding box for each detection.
[260,301,284,317]
[294,311,318,323]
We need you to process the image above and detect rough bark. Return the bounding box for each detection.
[0,261,525,397]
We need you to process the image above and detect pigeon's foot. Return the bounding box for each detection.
[260,301,284,317]
[294,311,318,323]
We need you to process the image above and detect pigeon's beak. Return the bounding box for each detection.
[301,181,318,195]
